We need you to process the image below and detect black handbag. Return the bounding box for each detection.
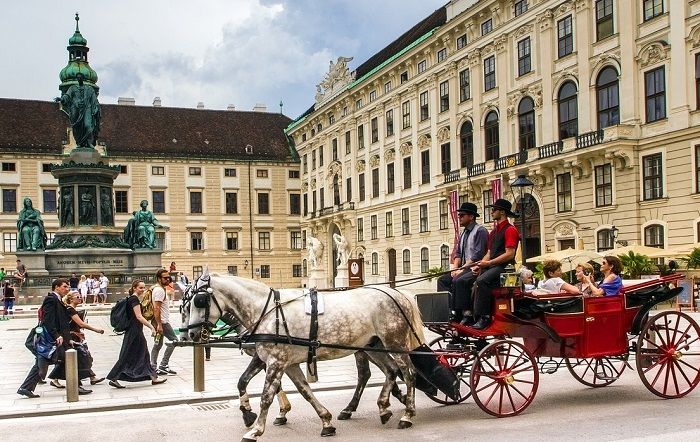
[24,326,38,355]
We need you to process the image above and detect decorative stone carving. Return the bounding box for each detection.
[574,0,589,11]
[481,43,495,55]
[369,154,380,168]
[301,181,308,192]
[531,84,543,108]
[468,49,482,66]
[688,25,700,48]
[417,133,432,149]
[315,56,355,107]
[538,9,554,31]
[554,222,576,238]
[436,126,450,143]
[636,41,670,68]
[513,24,533,39]
[310,178,317,190]
[384,148,395,162]
[356,160,365,173]
[327,161,342,183]
[554,1,573,18]
[494,34,509,53]
[399,141,413,156]
[605,147,634,170]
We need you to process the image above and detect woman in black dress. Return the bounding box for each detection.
[107,280,166,388]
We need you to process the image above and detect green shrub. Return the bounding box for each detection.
[619,251,653,278]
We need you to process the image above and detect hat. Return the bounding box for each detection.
[486,198,519,218]
[456,202,480,218]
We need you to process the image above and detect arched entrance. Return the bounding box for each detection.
[387,248,397,288]
[516,193,541,260]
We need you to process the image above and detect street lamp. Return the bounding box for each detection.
[610,225,628,246]
[510,174,534,262]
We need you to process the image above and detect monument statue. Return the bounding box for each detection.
[100,187,114,226]
[307,236,324,270]
[124,200,163,249]
[333,233,349,267]
[17,197,47,251]
[58,73,101,148]
[79,189,96,225]
[59,187,74,226]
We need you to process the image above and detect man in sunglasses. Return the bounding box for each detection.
[150,269,178,375]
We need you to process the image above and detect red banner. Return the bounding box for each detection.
[449,190,459,260]
[491,177,502,200]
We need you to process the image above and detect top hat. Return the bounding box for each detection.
[486,198,518,218]
[456,202,480,218]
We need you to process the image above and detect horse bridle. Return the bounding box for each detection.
[179,275,224,340]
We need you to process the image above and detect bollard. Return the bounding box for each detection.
[193,345,205,392]
[65,349,79,402]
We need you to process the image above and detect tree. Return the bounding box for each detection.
[679,247,700,270]
[619,251,653,279]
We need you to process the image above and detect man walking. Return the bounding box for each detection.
[151,269,178,375]
[18,278,92,397]
[98,272,109,303]
[469,199,520,330]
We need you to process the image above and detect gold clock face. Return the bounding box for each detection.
[351,262,359,275]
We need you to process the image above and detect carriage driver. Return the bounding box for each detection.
[468,199,520,330]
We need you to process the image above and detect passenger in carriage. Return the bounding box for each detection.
[539,260,583,295]
[574,263,596,296]
[585,256,623,297]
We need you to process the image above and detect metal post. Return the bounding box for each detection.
[521,192,528,263]
[64,349,79,402]
[193,345,205,392]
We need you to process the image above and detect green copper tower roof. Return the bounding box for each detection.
[59,13,98,93]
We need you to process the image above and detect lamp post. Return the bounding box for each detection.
[610,225,628,247]
[510,174,534,263]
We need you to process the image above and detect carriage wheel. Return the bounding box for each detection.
[424,336,473,405]
[565,354,628,388]
[636,311,700,398]
[470,339,538,417]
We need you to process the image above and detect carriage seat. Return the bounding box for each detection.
[513,296,583,320]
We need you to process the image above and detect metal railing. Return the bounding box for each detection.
[576,130,604,149]
[538,141,564,159]
[443,169,460,184]
[467,162,486,177]
[494,150,528,171]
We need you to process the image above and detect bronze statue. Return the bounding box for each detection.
[58,73,101,148]
[79,189,96,225]
[100,188,114,226]
[123,200,163,249]
[60,187,74,226]
[17,198,47,251]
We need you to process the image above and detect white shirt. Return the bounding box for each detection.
[540,277,566,293]
[152,285,170,324]
[99,276,109,289]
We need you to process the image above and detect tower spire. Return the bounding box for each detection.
[59,13,98,93]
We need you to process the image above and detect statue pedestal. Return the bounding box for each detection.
[334,265,349,288]
[132,249,165,274]
[307,269,328,289]
[15,251,49,277]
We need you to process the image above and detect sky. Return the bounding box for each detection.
[0,0,446,119]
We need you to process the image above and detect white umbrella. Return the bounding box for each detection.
[605,244,672,259]
[666,242,700,257]
[527,248,603,273]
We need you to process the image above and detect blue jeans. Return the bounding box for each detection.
[151,322,177,368]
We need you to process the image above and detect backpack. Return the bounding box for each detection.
[140,286,155,321]
[110,296,132,333]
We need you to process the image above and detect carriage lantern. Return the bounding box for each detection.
[500,263,521,288]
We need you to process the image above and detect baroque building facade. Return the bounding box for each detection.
[288,0,700,291]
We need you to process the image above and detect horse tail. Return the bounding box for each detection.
[397,289,426,349]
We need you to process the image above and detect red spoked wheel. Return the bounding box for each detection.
[636,311,700,398]
[469,339,538,417]
[425,336,473,405]
[565,354,629,387]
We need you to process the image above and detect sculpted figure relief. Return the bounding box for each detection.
[59,187,74,227]
[17,198,47,251]
[123,200,163,249]
[79,189,96,225]
[58,73,101,148]
[307,236,324,270]
[333,233,349,267]
[100,188,114,226]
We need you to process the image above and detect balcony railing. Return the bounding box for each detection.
[444,169,460,184]
[467,162,486,177]
[494,150,528,171]
[576,129,604,149]
[538,141,563,159]
[309,202,356,218]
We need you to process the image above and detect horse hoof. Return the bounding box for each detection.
[242,411,257,428]
[380,411,393,425]
[320,426,336,437]
[397,420,413,429]
[273,417,287,426]
[337,411,352,420]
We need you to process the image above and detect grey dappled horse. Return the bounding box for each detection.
[183,269,425,441]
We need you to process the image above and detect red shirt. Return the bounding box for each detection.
[487,219,520,251]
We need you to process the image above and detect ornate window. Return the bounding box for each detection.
[642,153,663,200]
[385,211,393,238]
[402,249,411,274]
[597,66,619,129]
[484,56,496,91]
[459,69,470,102]
[644,224,664,249]
[403,156,412,190]
[595,0,614,41]
[387,163,395,194]
[594,164,613,207]
[517,38,531,76]
[420,91,429,121]
[371,252,379,275]
[420,247,430,273]
[402,208,410,235]
[558,81,578,139]
[556,172,572,212]
[597,229,614,252]
[557,16,573,58]
[645,67,666,122]
[460,121,474,168]
[439,80,449,112]
[484,111,499,161]
[440,245,450,270]
[419,203,429,232]
[518,97,535,151]
[421,150,430,184]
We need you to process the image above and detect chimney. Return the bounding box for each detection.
[252,103,267,112]
[227,104,236,111]
[117,97,135,106]
[153,97,161,107]
[197,101,205,109]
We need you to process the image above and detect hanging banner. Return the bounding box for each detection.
[449,190,460,260]
[491,177,502,200]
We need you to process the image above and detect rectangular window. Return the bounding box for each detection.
[643,0,663,21]
[319,187,324,209]
[120,165,128,174]
[418,59,427,73]
[257,169,269,178]
[483,189,494,223]
[114,190,128,213]
[437,48,447,62]
[696,145,700,193]
[43,189,57,213]
[595,0,614,41]
[303,155,308,174]
[260,265,270,278]
[191,232,203,251]
[328,113,335,125]
[484,56,496,91]
[289,193,301,215]
[359,173,365,202]
[319,147,324,167]
[292,264,302,278]
[514,0,528,16]
[3,232,17,253]
[303,193,308,216]
[152,190,165,213]
[402,101,411,129]
[400,71,408,84]
[358,125,365,149]
[312,150,316,170]
[456,34,467,49]
[594,164,613,207]
[371,117,379,143]
[372,168,379,198]
[152,166,165,176]
[440,143,451,175]
[645,67,666,123]
[459,69,470,102]
[556,172,572,212]
[481,19,493,36]
[369,90,377,102]
[558,16,573,58]
[403,157,412,190]
[2,162,16,172]
[192,266,203,278]
[439,80,449,112]
[258,231,271,250]
[419,203,428,232]
[346,177,352,202]
[226,231,238,250]
[312,190,317,213]
[345,131,351,154]
[357,217,364,241]
[372,254,379,275]
[371,215,378,240]
[258,192,270,214]
[421,150,430,184]
[224,192,238,214]
[224,168,237,177]
[332,138,338,161]
[289,170,299,179]
[420,248,429,273]
[439,200,448,230]
[403,250,411,274]
[419,91,429,121]
[387,163,395,194]
[228,265,238,276]
[356,98,363,110]
[402,208,410,235]
[42,163,52,173]
[643,153,663,200]
[189,191,202,214]
[290,231,302,250]
[384,81,392,94]
[385,212,393,238]
[189,166,202,176]
[386,109,394,137]
[517,37,531,76]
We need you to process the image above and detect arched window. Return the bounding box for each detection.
[460,121,474,168]
[371,252,379,275]
[420,247,429,273]
[558,81,578,140]
[484,111,499,161]
[440,245,450,270]
[518,97,535,151]
[597,229,614,252]
[644,224,664,248]
[402,249,411,274]
[596,66,619,129]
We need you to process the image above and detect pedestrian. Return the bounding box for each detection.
[13,259,27,291]
[91,274,100,304]
[77,274,89,300]
[98,272,109,303]
[2,281,15,320]
[0,267,6,282]
[68,272,79,291]
[151,268,178,375]
[169,261,177,273]
[107,280,166,388]
[47,291,105,388]
[17,278,91,397]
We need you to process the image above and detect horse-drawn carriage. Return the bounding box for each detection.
[419,273,700,417]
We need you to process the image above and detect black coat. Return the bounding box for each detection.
[41,293,71,343]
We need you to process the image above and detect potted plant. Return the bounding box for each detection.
[619,251,653,279]
[679,247,700,270]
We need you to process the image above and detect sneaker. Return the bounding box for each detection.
[157,366,177,375]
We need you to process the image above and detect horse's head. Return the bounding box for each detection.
[180,267,223,342]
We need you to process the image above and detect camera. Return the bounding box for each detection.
[583,269,590,276]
